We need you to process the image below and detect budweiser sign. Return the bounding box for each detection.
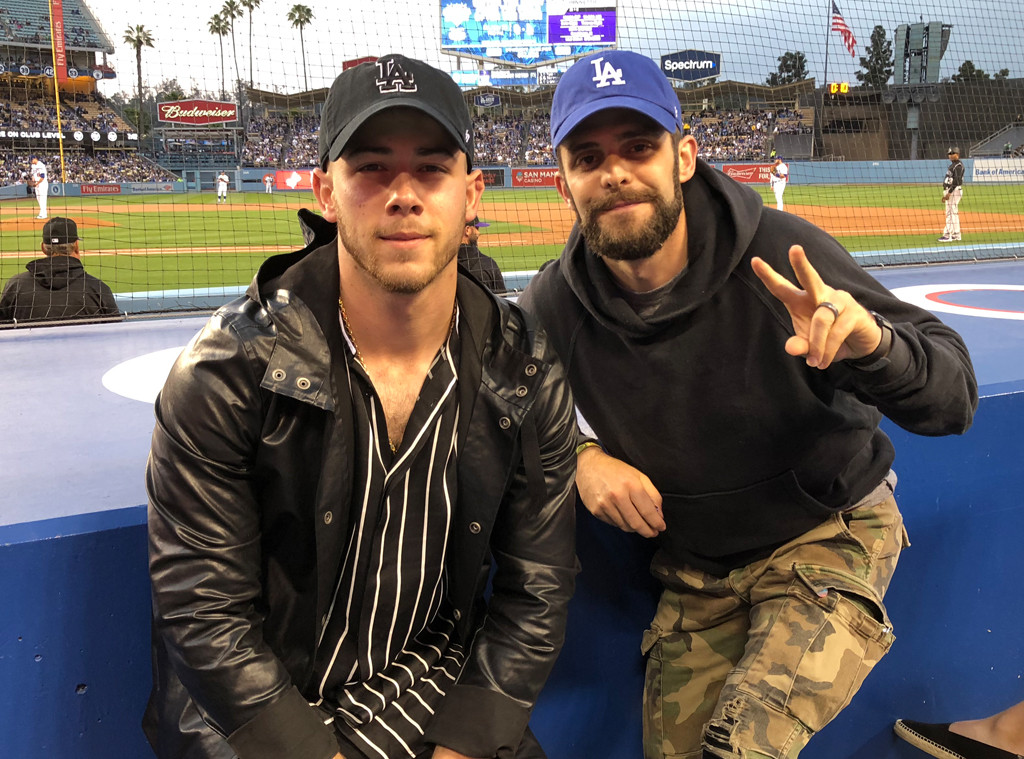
[158,100,238,125]
[721,164,772,184]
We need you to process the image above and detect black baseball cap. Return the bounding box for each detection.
[468,216,490,228]
[42,217,79,245]
[318,54,473,170]
[948,146,961,155]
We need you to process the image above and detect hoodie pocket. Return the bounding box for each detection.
[657,470,834,560]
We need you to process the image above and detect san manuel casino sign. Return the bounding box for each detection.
[157,100,238,125]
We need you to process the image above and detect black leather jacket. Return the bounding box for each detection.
[143,212,579,759]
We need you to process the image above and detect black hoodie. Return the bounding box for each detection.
[520,160,977,575]
[0,255,119,323]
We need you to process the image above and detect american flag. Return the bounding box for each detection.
[831,1,858,58]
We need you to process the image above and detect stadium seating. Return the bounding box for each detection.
[0,0,110,49]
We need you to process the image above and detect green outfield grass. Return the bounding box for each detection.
[2,183,1023,298]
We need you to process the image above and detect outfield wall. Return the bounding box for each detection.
[0,182,186,200]
[6,160,1021,200]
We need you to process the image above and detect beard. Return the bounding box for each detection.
[573,164,683,262]
[333,202,462,295]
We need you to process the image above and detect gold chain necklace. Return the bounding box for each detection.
[338,295,458,454]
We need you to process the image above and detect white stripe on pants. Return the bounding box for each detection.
[943,187,962,238]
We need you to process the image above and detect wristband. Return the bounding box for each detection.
[575,441,601,456]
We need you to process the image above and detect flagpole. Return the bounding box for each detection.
[823,0,832,86]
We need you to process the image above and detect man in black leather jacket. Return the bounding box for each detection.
[144,55,578,759]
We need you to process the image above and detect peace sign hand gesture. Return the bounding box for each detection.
[751,245,883,370]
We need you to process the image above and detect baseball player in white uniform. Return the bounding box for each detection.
[216,171,230,203]
[939,147,965,242]
[769,156,789,211]
[263,174,274,194]
[29,157,48,219]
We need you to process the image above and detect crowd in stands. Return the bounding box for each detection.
[685,109,764,162]
[237,108,796,168]
[0,103,807,186]
[241,115,318,168]
[1,95,129,134]
[0,149,176,185]
[772,107,813,135]
[0,4,102,47]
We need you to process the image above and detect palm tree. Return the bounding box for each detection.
[287,4,314,91]
[208,13,230,101]
[221,0,244,100]
[240,0,261,87]
[123,25,154,131]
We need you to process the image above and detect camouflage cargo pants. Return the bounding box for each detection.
[642,473,907,759]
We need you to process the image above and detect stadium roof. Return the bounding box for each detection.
[247,87,329,110]
[1,0,114,54]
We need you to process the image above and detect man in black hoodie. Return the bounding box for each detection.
[519,50,978,759]
[0,217,119,324]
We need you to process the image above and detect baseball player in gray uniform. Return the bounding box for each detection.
[939,147,965,242]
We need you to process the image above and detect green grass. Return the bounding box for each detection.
[3,184,1023,296]
[751,183,1024,214]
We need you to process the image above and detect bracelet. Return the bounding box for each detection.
[575,441,601,456]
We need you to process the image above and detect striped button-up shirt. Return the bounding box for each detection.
[311,308,466,759]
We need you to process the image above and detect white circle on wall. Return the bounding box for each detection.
[101,347,184,403]
[891,284,1024,321]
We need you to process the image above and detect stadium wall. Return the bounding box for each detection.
[0,182,185,199]
[463,160,998,188]
[1,314,1022,759]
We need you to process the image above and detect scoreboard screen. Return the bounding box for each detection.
[441,1,616,66]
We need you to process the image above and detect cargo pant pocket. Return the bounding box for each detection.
[762,565,896,733]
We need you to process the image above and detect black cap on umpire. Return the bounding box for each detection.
[318,54,474,171]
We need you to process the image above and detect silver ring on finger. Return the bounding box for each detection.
[815,301,840,320]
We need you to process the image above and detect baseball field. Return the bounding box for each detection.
[2,183,1024,300]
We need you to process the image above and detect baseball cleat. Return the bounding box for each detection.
[938,236,952,242]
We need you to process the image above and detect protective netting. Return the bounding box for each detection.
[1,0,1022,319]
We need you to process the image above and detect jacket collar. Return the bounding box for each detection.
[248,211,345,411]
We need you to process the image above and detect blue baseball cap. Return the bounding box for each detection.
[551,50,682,148]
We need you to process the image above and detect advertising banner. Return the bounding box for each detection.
[81,184,122,195]
[0,129,137,142]
[343,56,376,71]
[481,168,506,187]
[972,158,1024,183]
[720,164,772,184]
[474,93,501,108]
[512,167,559,188]
[275,169,315,191]
[158,100,238,125]
[51,0,68,81]
[660,50,721,82]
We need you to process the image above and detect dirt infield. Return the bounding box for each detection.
[0,215,119,232]
[477,198,1024,247]
[789,204,1024,237]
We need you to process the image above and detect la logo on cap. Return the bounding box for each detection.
[590,57,624,88]
[376,58,417,94]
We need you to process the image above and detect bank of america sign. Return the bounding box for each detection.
[660,50,722,82]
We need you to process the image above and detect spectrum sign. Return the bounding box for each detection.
[660,50,721,83]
